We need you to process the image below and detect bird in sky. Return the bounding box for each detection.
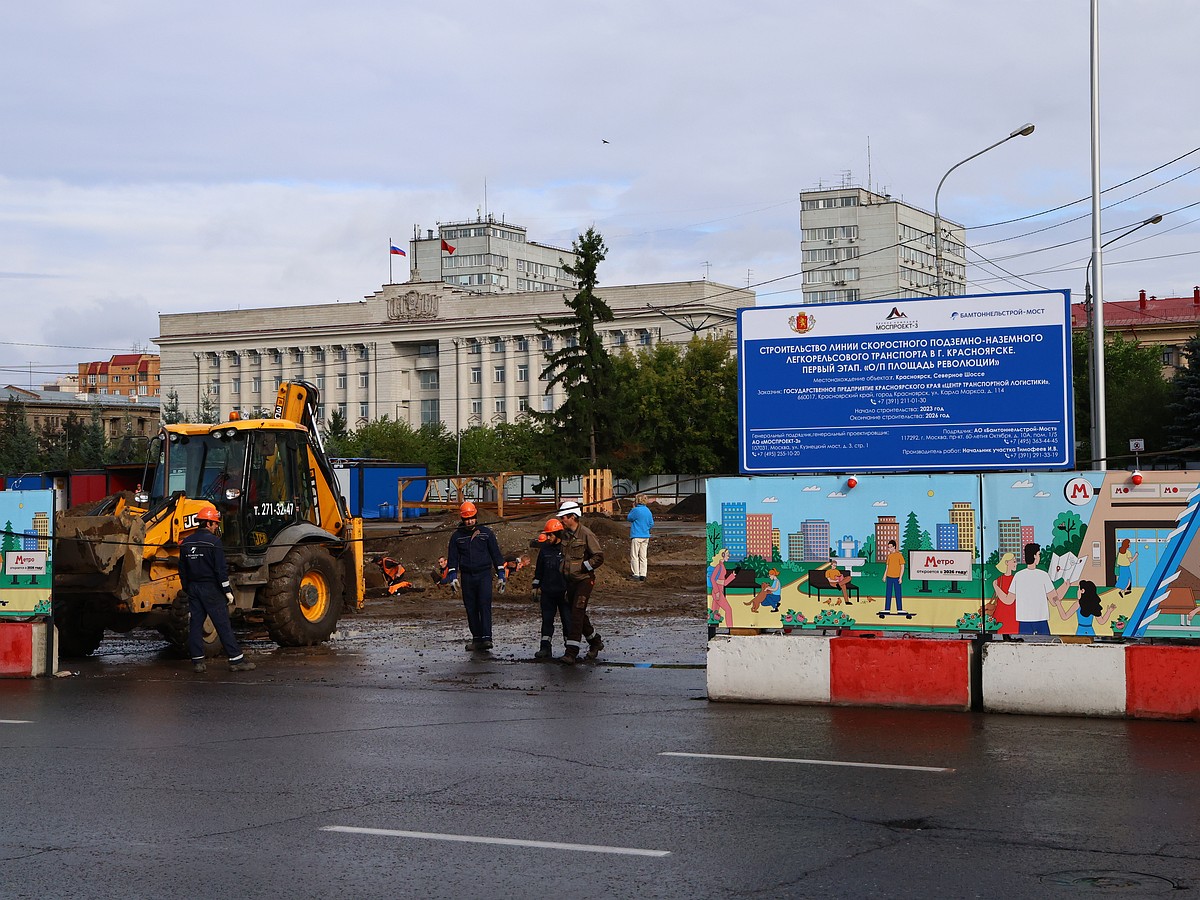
[602,139,609,144]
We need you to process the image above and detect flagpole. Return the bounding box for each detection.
[388,237,393,284]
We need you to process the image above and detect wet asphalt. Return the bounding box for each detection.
[2,615,1200,899]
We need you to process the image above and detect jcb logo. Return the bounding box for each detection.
[182,513,201,530]
[1064,477,1094,507]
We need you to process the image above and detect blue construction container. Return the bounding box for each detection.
[332,460,428,520]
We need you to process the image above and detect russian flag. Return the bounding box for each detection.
[390,244,406,256]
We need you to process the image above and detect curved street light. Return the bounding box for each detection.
[933,123,1036,295]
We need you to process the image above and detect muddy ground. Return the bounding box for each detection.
[357,504,708,627]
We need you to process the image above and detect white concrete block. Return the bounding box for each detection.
[983,642,1126,716]
[707,634,831,704]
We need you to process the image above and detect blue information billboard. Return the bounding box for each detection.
[738,290,1074,473]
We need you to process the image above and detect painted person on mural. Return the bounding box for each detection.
[1009,542,1075,635]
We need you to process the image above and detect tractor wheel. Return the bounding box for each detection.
[157,591,223,658]
[261,544,343,646]
[53,597,107,658]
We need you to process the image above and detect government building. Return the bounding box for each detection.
[155,276,754,429]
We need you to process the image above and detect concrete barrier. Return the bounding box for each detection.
[707,634,831,703]
[830,637,973,711]
[982,642,1126,716]
[0,622,55,678]
[1125,645,1200,720]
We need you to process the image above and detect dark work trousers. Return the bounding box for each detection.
[539,590,572,645]
[563,578,595,653]
[187,582,243,661]
[460,569,494,641]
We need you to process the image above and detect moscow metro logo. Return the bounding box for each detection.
[1064,477,1095,507]
[788,312,815,334]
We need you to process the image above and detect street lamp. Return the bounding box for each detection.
[1084,214,1163,466]
[934,123,1035,295]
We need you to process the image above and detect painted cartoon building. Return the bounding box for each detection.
[874,515,900,562]
[949,501,977,555]
[801,518,831,562]
[721,502,748,561]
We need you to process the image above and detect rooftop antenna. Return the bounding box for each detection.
[867,136,872,194]
[702,261,711,280]
[484,177,488,222]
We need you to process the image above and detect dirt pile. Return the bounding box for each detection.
[360,506,707,622]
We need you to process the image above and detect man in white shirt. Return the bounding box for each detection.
[1009,542,1074,635]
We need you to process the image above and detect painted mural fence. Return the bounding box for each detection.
[706,471,1200,641]
[0,490,54,620]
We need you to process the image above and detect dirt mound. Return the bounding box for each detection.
[361,511,706,619]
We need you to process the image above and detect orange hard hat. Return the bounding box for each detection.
[542,517,564,534]
[460,501,478,518]
[196,505,220,522]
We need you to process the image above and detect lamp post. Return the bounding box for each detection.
[933,123,1035,295]
[1084,214,1163,466]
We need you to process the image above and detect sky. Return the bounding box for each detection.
[2,1,1198,386]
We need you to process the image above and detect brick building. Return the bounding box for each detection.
[79,353,161,399]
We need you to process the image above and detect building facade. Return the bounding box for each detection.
[2,386,161,442]
[405,216,579,295]
[1071,287,1200,378]
[154,279,753,428]
[79,353,161,399]
[800,187,966,304]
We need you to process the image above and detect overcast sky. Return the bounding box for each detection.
[2,1,1197,383]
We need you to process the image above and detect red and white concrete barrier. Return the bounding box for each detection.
[982,643,1126,716]
[708,635,974,711]
[0,623,56,678]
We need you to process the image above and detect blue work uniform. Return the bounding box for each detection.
[179,526,246,663]
[446,522,505,642]
[532,540,571,646]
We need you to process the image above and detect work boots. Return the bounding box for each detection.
[535,640,552,660]
[229,659,256,672]
[585,633,604,661]
[560,646,579,666]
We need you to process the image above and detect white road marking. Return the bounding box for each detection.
[660,751,954,773]
[321,825,670,857]
[0,719,32,724]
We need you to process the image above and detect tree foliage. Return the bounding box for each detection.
[534,227,614,472]
[1073,332,1170,467]
[1166,335,1200,461]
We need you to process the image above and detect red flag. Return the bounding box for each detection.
[441,238,456,254]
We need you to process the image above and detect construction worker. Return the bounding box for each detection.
[531,518,571,660]
[429,556,457,592]
[556,500,605,665]
[179,504,256,673]
[446,500,506,651]
[626,494,654,581]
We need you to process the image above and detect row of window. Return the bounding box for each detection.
[209,373,368,396]
[442,253,508,269]
[801,195,860,210]
[804,267,860,285]
[805,289,861,303]
[515,279,562,291]
[466,364,538,386]
[515,259,564,278]
[87,372,155,384]
[466,331,651,354]
[209,346,370,366]
[416,395,551,426]
[440,226,526,242]
[802,225,859,241]
[802,247,860,263]
[444,273,508,287]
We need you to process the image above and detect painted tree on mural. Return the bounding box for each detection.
[706,522,723,562]
[902,511,922,552]
[1050,510,1085,557]
[2,521,20,585]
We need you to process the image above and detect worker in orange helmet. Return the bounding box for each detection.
[531,518,571,659]
[179,504,255,674]
[446,500,505,652]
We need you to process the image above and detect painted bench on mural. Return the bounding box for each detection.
[805,567,860,602]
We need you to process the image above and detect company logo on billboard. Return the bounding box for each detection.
[876,306,918,332]
[788,312,815,334]
[1064,477,1095,507]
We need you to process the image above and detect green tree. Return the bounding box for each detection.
[161,389,183,425]
[325,407,350,447]
[534,227,614,473]
[0,397,39,473]
[197,392,219,424]
[861,533,877,563]
[1166,335,1200,462]
[2,520,19,585]
[1073,332,1171,467]
[1050,511,1085,556]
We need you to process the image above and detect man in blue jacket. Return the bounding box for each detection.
[180,504,255,674]
[446,500,506,651]
[626,494,655,582]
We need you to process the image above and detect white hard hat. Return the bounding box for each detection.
[557,500,583,517]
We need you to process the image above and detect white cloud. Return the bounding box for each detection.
[872,501,888,507]
[761,496,778,503]
[827,491,846,499]
[802,485,821,492]
[1035,490,1052,498]
[1011,480,1035,489]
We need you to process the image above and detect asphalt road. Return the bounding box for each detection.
[2,620,1199,899]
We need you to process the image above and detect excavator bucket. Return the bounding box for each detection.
[53,510,147,602]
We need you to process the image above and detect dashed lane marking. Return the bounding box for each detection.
[0,720,32,724]
[321,825,671,857]
[660,751,954,773]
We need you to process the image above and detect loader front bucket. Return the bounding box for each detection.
[53,511,147,602]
